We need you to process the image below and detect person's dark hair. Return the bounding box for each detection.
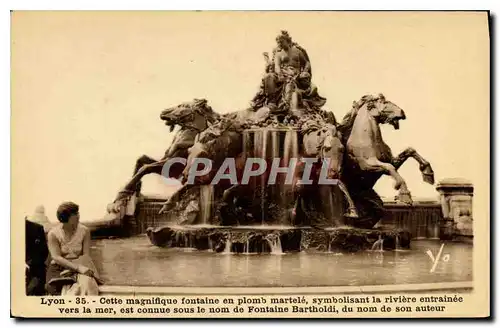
[56,202,79,223]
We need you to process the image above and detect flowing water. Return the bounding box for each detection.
[247,128,301,226]
[283,129,299,164]
[223,239,232,254]
[252,129,269,225]
[199,185,214,225]
[371,236,384,252]
[244,239,250,255]
[264,233,285,255]
[281,129,299,225]
[254,128,300,225]
[91,236,472,287]
[271,130,281,212]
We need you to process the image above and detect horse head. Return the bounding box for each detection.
[319,125,344,179]
[339,93,407,143]
[368,93,406,130]
[160,98,220,133]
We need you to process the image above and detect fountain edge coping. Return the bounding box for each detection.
[99,281,473,296]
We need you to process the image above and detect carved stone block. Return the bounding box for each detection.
[436,178,473,241]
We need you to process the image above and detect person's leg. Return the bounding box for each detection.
[76,274,99,295]
[26,276,40,296]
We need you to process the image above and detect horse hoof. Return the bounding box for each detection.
[420,164,435,185]
[423,174,435,185]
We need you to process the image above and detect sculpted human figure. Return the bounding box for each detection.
[250,31,326,114]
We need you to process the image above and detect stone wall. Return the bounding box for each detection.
[134,197,170,235]
[378,200,442,239]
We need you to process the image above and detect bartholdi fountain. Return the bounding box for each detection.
[105,31,436,254]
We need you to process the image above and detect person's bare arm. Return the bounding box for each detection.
[81,228,97,277]
[263,52,271,72]
[82,228,92,256]
[274,51,282,76]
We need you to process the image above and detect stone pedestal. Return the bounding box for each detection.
[436,178,473,242]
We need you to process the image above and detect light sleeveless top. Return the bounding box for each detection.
[49,224,88,260]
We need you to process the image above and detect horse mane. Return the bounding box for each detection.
[337,94,380,143]
[200,105,220,124]
[202,118,244,163]
[193,98,221,124]
[200,117,244,142]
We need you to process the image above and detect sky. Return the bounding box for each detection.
[11,11,489,222]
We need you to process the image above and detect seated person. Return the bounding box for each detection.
[46,202,102,295]
[250,31,326,113]
[25,213,49,296]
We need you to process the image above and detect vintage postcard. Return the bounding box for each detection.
[11,11,490,318]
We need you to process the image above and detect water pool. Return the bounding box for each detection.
[91,236,472,287]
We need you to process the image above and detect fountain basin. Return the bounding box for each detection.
[91,236,472,287]
[146,225,411,253]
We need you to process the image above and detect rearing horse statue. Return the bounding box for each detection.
[338,93,435,229]
[107,98,219,214]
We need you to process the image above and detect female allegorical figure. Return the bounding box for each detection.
[46,202,101,295]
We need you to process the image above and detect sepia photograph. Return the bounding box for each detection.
[11,10,490,318]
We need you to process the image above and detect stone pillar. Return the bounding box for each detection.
[436,178,474,242]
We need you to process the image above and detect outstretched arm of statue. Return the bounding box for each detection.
[274,52,282,77]
[263,52,270,64]
[263,52,273,73]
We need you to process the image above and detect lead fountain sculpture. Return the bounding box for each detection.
[106,31,435,254]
